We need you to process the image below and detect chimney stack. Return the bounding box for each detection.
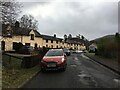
[54,34,56,38]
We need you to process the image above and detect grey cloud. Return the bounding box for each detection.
[20,1,118,40]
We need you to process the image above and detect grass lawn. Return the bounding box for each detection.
[2,54,40,88]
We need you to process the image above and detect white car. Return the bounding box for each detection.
[75,50,83,53]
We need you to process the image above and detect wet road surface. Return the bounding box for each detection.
[22,53,120,88]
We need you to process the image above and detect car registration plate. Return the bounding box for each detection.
[47,63,56,67]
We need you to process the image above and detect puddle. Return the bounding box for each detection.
[113,78,120,87]
[70,64,77,67]
[77,73,88,77]
[83,76,91,80]
[113,79,120,83]
[74,57,79,60]
[78,74,92,81]
[78,71,85,74]
[77,73,97,87]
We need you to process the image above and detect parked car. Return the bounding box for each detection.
[70,50,82,54]
[18,45,35,54]
[70,50,76,53]
[63,48,71,56]
[89,44,97,53]
[40,49,67,71]
[75,50,83,53]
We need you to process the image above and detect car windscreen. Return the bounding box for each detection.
[45,50,63,56]
[63,48,69,52]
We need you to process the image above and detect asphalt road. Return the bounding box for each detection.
[22,53,120,88]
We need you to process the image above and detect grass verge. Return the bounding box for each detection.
[84,53,117,62]
[84,53,119,71]
[2,65,40,88]
[2,54,41,88]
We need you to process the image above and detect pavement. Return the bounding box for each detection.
[84,53,120,75]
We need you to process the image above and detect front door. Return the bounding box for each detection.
[1,41,5,51]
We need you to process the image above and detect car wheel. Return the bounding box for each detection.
[62,64,67,71]
[62,67,66,71]
[41,67,45,72]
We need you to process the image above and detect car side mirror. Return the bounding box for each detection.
[64,53,67,57]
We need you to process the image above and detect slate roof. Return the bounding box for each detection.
[2,24,86,45]
[12,27,42,37]
[41,34,63,41]
[2,24,42,37]
[65,37,85,45]
[12,27,31,36]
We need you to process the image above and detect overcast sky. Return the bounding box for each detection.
[18,0,118,40]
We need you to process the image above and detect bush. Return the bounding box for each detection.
[96,36,119,59]
[13,42,23,52]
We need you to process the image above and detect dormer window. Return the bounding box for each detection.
[5,25,12,37]
[31,34,34,40]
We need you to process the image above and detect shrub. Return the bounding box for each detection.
[96,34,119,59]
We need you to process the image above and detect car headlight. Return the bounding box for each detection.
[57,58,65,64]
[61,58,65,62]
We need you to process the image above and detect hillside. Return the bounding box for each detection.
[90,34,115,44]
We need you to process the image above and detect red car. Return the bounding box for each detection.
[40,49,67,71]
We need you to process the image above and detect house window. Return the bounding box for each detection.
[51,45,53,48]
[1,41,5,51]
[51,40,53,43]
[31,34,34,40]
[13,42,17,50]
[56,41,58,44]
[35,43,37,48]
[56,45,58,48]
[46,40,48,43]
[25,43,30,46]
[46,44,48,48]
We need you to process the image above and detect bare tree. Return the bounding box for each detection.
[1,0,22,25]
[32,20,38,30]
[19,14,38,30]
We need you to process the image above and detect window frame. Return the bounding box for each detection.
[51,40,53,43]
[30,34,34,40]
